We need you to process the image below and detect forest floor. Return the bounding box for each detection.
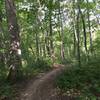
[14,64,72,100]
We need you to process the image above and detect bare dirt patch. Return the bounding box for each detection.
[18,65,66,100]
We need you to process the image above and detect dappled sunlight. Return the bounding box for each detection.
[0,0,100,99]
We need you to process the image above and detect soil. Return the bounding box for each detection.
[14,64,72,100]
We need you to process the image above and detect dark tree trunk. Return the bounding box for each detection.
[58,2,65,62]
[45,31,50,56]
[5,0,22,81]
[73,26,77,56]
[78,5,87,53]
[49,0,54,56]
[35,32,39,59]
[86,0,93,53]
[72,0,77,57]
[43,32,46,57]
[76,10,81,67]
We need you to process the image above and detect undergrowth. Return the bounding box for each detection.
[56,58,100,100]
[0,57,52,99]
[22,57,52,76]
[0,82,13,100]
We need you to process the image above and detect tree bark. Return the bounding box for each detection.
[72,0,77,57]
[49,0,54,56]
[5,0,22,81]
[76,9,81,67]
[86,0,93,53]
[35,32,39,59]
[58,2,65,62]
[78,5,87,53]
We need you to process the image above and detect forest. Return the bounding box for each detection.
[0,0,100,100]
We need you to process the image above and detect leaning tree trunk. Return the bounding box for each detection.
[5,0,22,81]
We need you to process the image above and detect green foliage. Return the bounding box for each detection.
[56,60,100,99]
[0,0,100,99]
[22,57,52,77]
[0,81,13,100]
[33,57,52,71]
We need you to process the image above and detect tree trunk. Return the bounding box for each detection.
[76,9,81,67]
[58,2,65,62]
[45,30,50,56]
[35,32,39,59]
[72,0,77,57]
[78,5,87,53]
[5,0,22,81]
[49,0,54,56]
[86,0,93,53]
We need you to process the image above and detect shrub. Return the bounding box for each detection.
[56,64,100,99]
[22,57,52,77]
[33,57,52,71]
[0,81,13,100]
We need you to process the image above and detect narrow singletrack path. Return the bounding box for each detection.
[20,65,66,100]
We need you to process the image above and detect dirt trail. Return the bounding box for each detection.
[20,65,66,100]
